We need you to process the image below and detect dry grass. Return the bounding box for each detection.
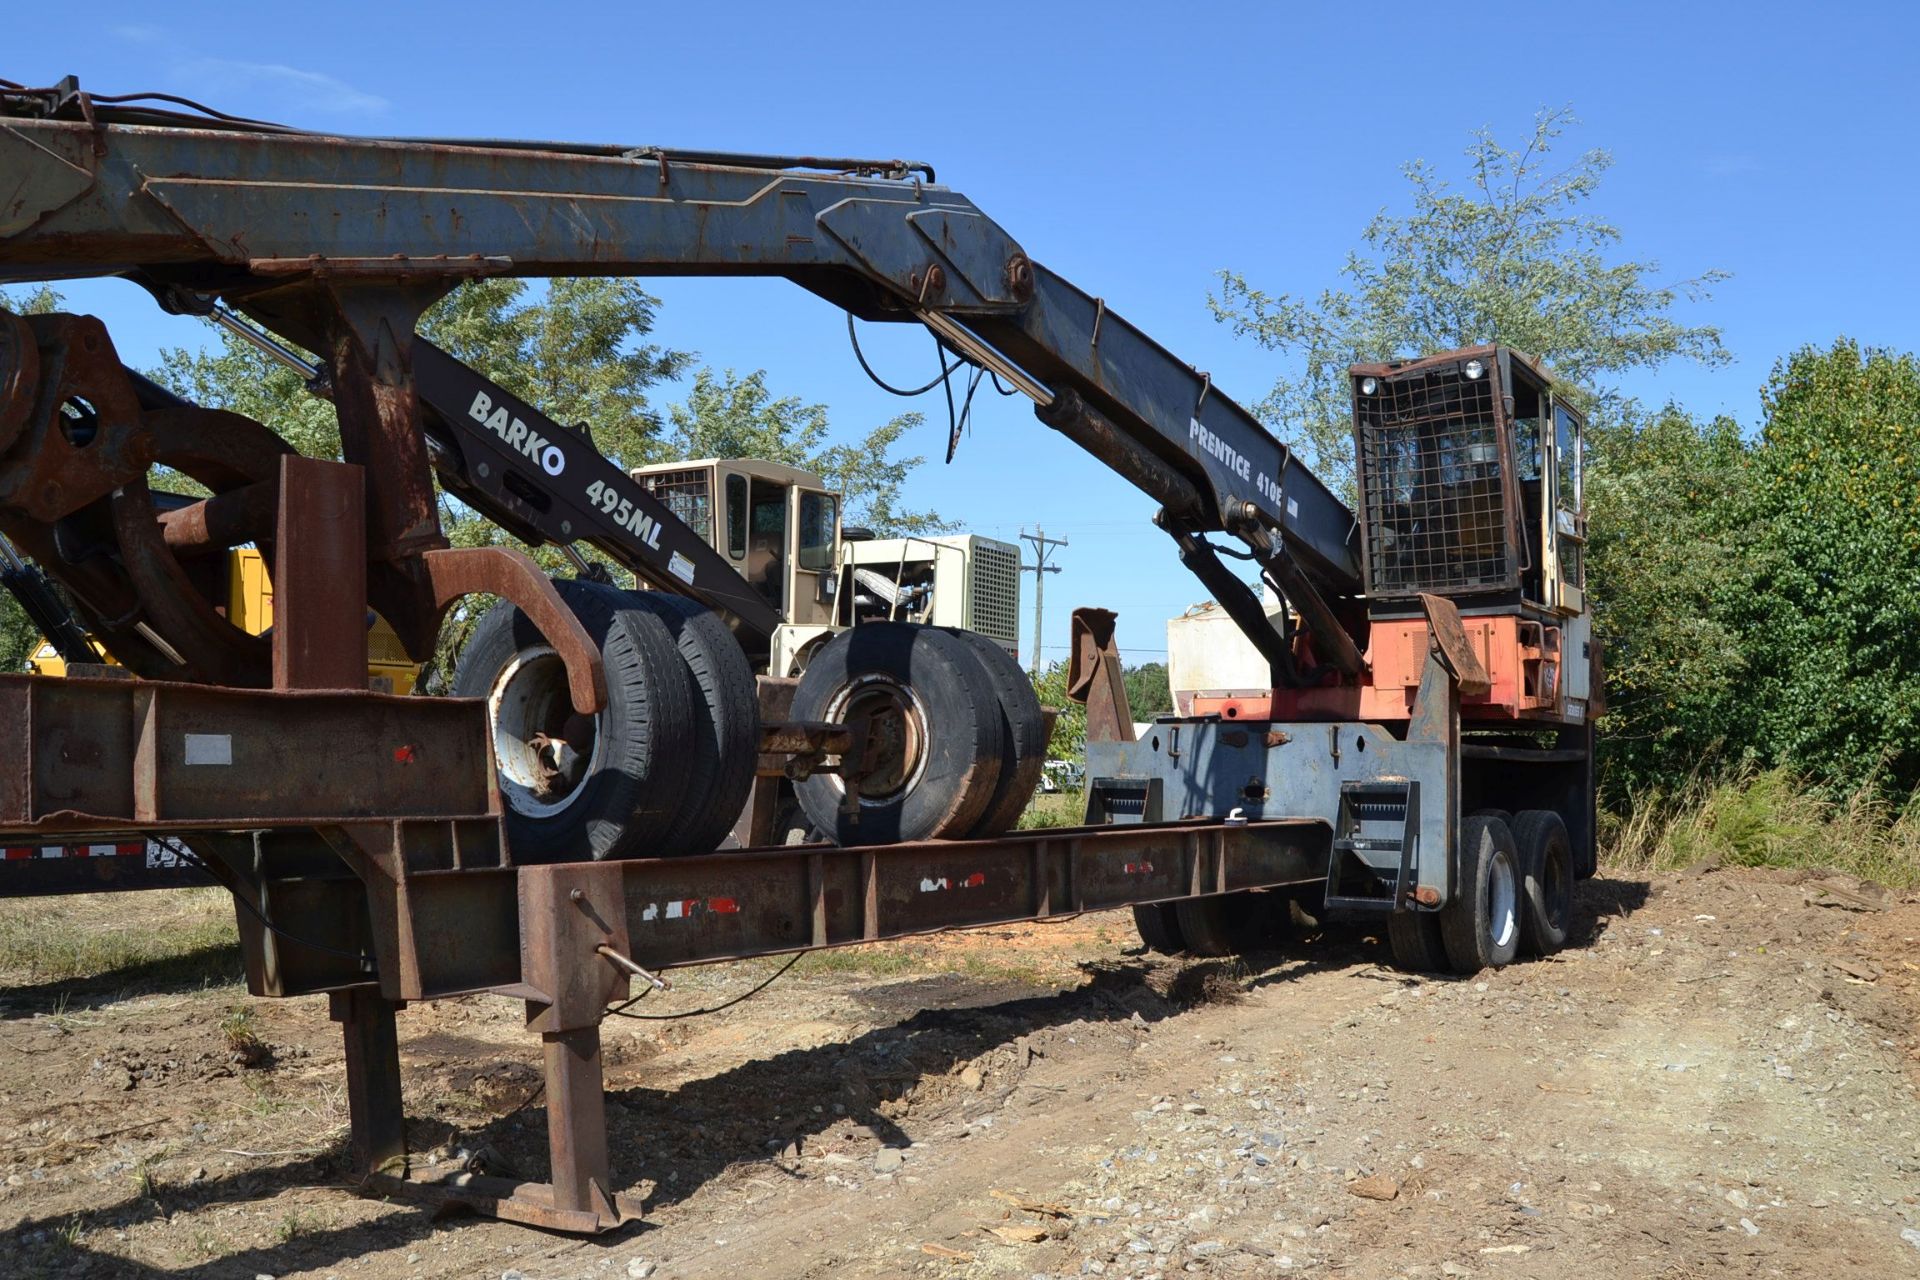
[1018,790,1084,830]
[0,886,240,986]
[1602,766,1920,888]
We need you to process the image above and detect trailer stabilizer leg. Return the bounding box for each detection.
[331,989,407,1179]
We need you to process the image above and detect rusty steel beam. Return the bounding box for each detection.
[757,720,855,757]
[507,817,1328,1012]
[0,675,497,830]
[1068,607,1137,745]
[157,479,277,557]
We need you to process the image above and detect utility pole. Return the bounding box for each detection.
[1020,526,1068,675]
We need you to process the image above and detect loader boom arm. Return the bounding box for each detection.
[0,85,1363,667]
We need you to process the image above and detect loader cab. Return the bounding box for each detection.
[1349,345,1592,724]
[631,458,840,626]
[1350,344,1584,616]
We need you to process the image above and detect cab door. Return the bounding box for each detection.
[733,472,790,615]
[785,486,840,626]
[1541,397,1586,615]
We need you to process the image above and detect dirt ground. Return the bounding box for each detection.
[2,865,1917,1280]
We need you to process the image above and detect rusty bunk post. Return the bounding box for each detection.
[268,455,409,1184]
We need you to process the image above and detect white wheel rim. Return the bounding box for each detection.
[1488,850,1518,950]
[487,645,604,819]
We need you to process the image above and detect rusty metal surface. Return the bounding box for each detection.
[0,309,36,454]
[1418,592,1493,698]
[519,862,630,1032]
[330,989,407,1179]
[273,456,369,691]
[542,1026,617,1222]
[421,545,608,716]
[1067,607,1137,745]
[731,677,800,847]
[157,478,276,556]
[0,313,153,522]
[362,1167,642,1234]
[0,674,497,829]
[496,818,1325,986]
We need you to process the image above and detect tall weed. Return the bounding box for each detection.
[1602,766,1919,888]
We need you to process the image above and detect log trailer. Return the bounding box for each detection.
[0,76,1598,1232]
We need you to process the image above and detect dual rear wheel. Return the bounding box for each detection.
[1387,809,1573,975]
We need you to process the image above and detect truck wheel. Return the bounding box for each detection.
[790,622,1004,845]
[1511,809,1572,955]
[623,591,761,856]
[454,578,695,862]
[941,628,1047,838]
[1387,909,1449,973]
[1132,902,1185,955]
[1172,893,1273,957]
[1440,814,1522,974]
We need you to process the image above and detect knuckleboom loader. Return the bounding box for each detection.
[0,78,1596,978]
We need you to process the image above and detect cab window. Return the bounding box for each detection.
[798,492,837,571]
[724,473,747,559]
[1553,404,1582,512]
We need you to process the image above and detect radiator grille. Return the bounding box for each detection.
[635,468,712,543]
[969,540,1021,655]
[1356,368,1516,595]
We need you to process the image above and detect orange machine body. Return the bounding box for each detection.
[1188,615,1566,725]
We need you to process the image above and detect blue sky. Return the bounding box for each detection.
[9,2,1917,664]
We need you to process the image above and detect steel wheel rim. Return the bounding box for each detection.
[826,674,930,806]
[1488,849,1518,950]
[488,644,604,819]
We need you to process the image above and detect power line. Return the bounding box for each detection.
[1019,526,1068,677]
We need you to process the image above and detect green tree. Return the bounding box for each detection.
[1583,403,1757,788]
[1123,662,1173,718]
[1030,659,1086,764]
[1728,341,1920,794]
[0,286,66,671]
[1210,107,1729,492]
[667,367,953,536]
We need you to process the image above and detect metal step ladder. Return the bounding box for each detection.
[1323,779,1420,912]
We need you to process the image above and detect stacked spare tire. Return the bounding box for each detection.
[456,587,1044,861]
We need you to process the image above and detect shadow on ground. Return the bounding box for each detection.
[4,873,1653,1276]
[0,942,246,1020]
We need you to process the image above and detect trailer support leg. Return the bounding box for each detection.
[544,1025,616,1221]
[332,989,407,1178]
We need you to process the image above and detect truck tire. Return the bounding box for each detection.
[1440,814,1522,974]
[454,578,696,862]
[790,622,1004,845]
[623,590,761,856]
[1132,902,1185,955]
[1387,909,1449,973]
[1511,809,1572,956]
[1172,893,1273,957]
[941,628,1047,838]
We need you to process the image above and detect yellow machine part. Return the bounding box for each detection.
[28,548,420,694]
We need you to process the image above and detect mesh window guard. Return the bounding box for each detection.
[1356,369,1515,595]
